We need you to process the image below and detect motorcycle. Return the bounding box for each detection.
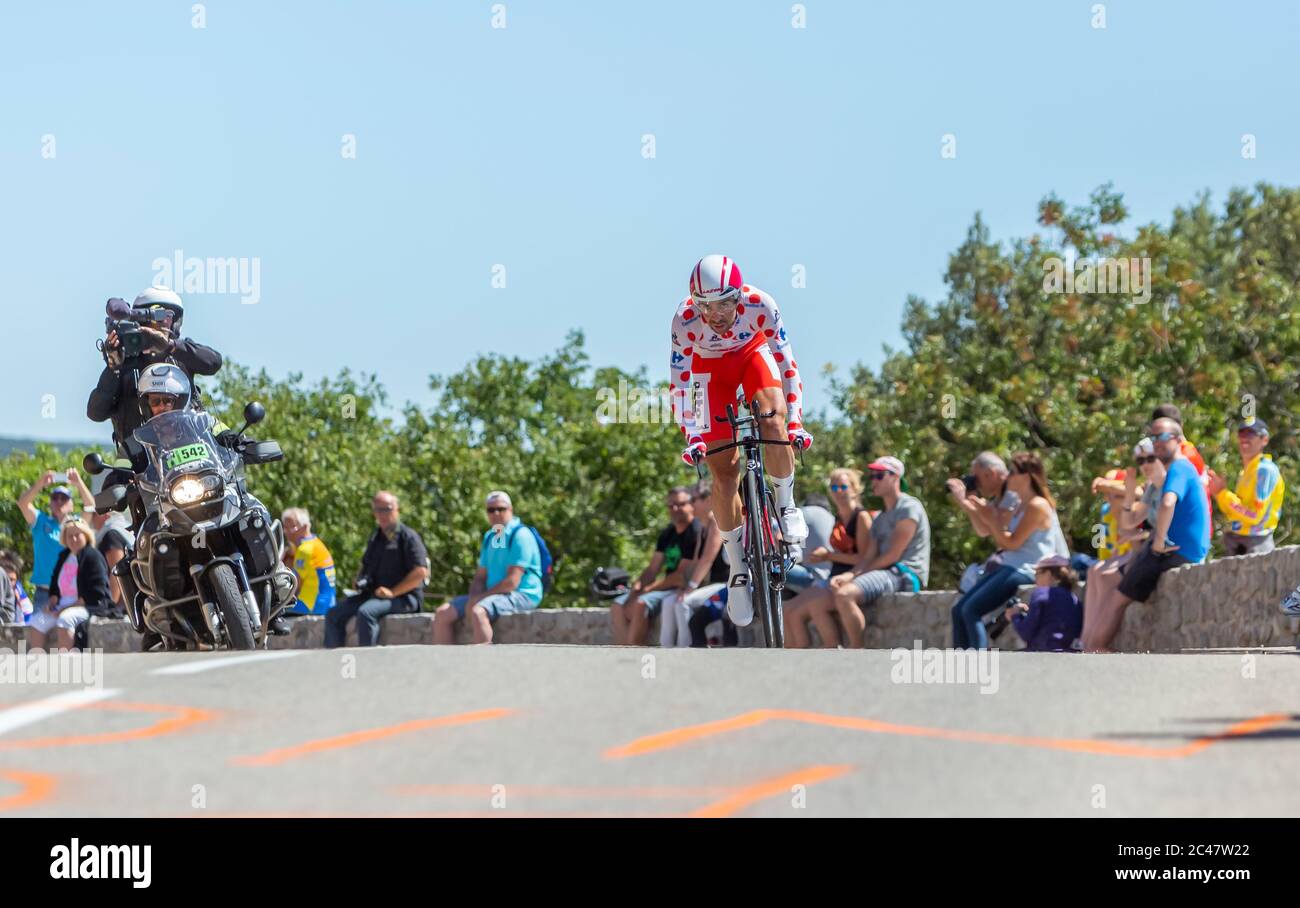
[85,402,297,650]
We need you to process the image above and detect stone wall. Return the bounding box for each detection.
[6,546,1298,653]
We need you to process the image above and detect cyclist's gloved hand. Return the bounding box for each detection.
[788,425,814,451]
[682,436,707,466]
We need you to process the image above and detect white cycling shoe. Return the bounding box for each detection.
[780,506,808,561]
[726,574,754,627]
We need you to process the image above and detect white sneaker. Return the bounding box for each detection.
[726,574,754,626]
[780,506,808,546]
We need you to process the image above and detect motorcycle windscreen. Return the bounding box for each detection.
[132,410,235,483]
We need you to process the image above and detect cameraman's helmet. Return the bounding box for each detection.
[132,286,184,338]
[137,362,192,412]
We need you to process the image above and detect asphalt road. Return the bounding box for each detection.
[0,645,1297,817]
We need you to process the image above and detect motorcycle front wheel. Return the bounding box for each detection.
[209,563,258,649]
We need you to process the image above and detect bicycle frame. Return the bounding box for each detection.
[693,396,801,647]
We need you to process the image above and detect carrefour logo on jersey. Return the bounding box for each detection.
[671,351,686,366]
[737,332,752,342]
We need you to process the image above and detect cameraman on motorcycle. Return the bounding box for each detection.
[87,286,223,473]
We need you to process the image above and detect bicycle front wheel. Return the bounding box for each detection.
[743,468,782,648]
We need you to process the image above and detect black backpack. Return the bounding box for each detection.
[588,566,630,602]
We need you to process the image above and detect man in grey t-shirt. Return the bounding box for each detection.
[825,456,931,647]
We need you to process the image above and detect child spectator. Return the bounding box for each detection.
[1006,554,1082,652]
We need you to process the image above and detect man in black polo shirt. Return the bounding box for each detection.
[325,490,430,647]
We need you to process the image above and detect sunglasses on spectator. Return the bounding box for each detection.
[1135,456,1156,465]
[486,506,509,513]
[829,483,850,492]
[868,471,890,481]
[1148,431,1178,442]
[372,504,395,513]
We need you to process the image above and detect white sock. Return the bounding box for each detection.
[721,525,746,575]
[771,472,795,511]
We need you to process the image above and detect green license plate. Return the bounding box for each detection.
[165,443,210,471]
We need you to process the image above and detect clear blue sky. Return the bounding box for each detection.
[2,0,1297,443]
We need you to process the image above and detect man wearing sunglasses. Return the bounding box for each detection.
[434,491,544,644]
[1207,418,1284,557]
[1083,418,1210,652]
[325,491,430,647]
[670,255,812,628]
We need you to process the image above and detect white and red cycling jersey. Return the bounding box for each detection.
[669,284,804,445]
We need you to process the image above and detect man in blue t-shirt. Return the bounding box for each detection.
[1084,417,1210,652]
[434,491,543,644]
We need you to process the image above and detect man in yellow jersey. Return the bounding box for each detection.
[282,507,337,617]
[1207,418,1285,557]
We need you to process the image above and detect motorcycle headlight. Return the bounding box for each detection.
[170,474,222,505]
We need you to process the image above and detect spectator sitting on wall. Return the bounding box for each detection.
[16,470,94,621]
[660,482,727,647]
[1208,418,1284,557]
[610,487,701,646]
[434,491,544,645]
[31,516,111,651]
[788,457,930,648]
[1005,554,1082,652]
[0,551,32,624]
[784,468,872,645]
[1082,439,1164,647]
[1082,418,1211,653]
[951,452,1066,650]
[91,463,135,612]
[282,507,338,622]
[324,491,430,648]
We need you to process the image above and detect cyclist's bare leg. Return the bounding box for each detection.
[752,387,792,479]
[705,446,743,533]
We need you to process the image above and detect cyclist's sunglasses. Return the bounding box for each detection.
[694,292,742,313]
[1135,455,1156,466]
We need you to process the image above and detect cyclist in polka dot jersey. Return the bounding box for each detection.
[670,254,812,628]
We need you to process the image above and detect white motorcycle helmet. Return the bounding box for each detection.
[132,286,185,337]
[137,362,193,413]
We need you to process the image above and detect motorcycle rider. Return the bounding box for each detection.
[128,365,288,646]
[87,286,223,473]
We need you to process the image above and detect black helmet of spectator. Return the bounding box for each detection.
[137,362,192,414]
[132,286,184,338]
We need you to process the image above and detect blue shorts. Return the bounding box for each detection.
[613,588,677,619]
[785,564,830,594]
[450,591,537,621]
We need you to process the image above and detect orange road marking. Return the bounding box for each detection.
[604,708,1290,761]
[232,708,515,767]
[0,702,218,751]
[0,769,57,811]
[688,764,855,818]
